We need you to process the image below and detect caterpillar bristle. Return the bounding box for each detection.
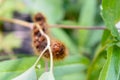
[51,40,68,60]
[32,13,68,60]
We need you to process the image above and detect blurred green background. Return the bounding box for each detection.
[0,0,105,80]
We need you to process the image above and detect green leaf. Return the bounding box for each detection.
[79,0,96,26]
[101,30,111,46]
[78,0,97,47]
[24,0,64,24]
[0,71,23,80]
[38,72,55,80]
[0,63,86,80]
[102,0,120,40]
[54,64,86,77]
[12,66,37,80]
[87,46,107,80]
[0,57,37,72]
[99,46,120,80]
[116,42,120,47]
[0,55,88,79]
[86,30,103,47]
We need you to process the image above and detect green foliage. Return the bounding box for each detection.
[99,46,120,80]
[98,0,120,79]
[38,72,55,80]
[22,0,64,24]
[78,0,96,25]
[87,0,120,80]
[78,0,98,52]
[0,55,88,80]
[101,30,111,46]
[1,0,120,80]
[101,0,120,40]
[13,66,37,80]
[0,0,24,18]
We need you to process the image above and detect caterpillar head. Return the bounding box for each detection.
[33,13,46,24]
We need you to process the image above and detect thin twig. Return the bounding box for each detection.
[51,24,106,30]
[1,17,120,30]
[0,17,33,29]
[0,17,107,30]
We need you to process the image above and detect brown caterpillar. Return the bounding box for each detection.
[32,13,68,60]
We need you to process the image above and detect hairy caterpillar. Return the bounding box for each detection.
[32,13,68,60]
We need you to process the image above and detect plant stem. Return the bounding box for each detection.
[51,24,105,30]
[0,17,110,30]
[34,23,54,72]
[33,45,48,67]
[48,47,54,72]
[33,23,50,67]
[0,17,33,29]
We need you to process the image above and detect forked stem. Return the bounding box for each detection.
[33,46,48,67]
[33,23,54,72]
